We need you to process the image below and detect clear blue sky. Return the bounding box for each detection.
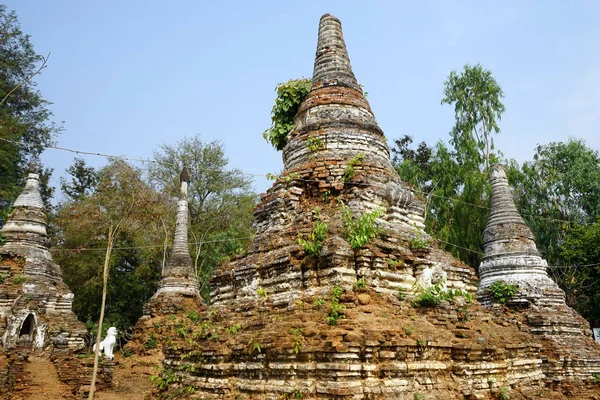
[5,1,600,200]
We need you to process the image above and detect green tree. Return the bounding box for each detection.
[54,160,172,333]
[560,219,600,321]
[441,64,505,170]
[511,139,600,263]
[0,6,60,215]
[509,138,600,321]
[60,157,98,201]
[392,65,505,268]
[147,135,257,300]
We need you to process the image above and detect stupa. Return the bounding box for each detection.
[0,174,86,351]
[144,168,202,315]
[478,164,600,380]
[143,15,600,399]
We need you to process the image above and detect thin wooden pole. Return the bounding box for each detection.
[88,225,114,399]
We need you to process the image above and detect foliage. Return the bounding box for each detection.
[441,64,505,170]
[391,135,433,191]
[54,160,170,335]
[306,137,325,152]
[263,78,312,151]
[342,152,365,183]
[0,6,60,217]
[289,327,303,354]
[412,280,472,308]
[593,374,600,384]
[327,285,346,326]
[149,367,178,391]
[498,386,510,400]
[353,278,366,291]
[409,229,431,249]
[226,324,242,335]
[391,138,490,269]
[487,280,520,304]
[510,139,600,321]
[60,157,98,201]
[297,208,328,256]
[12,276,26,284]
[257,287,267,297]
[339,200,384,249]
[312,297,326,308]
[146,135,257,301]
[145,333,158,350]
[247,337,262,354]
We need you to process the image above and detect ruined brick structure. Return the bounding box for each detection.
[0,174,86,351]
[134,14,600,400]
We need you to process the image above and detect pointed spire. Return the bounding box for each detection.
[0,173,60,279]
[482,164,539,258]
[1,174,50,252]
[147,169,201,310]
[478,164,564,306]
[312,14,359,90]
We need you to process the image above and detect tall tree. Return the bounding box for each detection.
[509,139,600,321]
[60,157,98,201]
[54,160,173,333]
[147,135,257,300]
[441,64,505,171]
[0,6,60,215]
[392,65,505,269]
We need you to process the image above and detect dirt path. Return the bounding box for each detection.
[93,353,157,400]
[12,356,73,400]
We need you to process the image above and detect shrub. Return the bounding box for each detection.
[488,280,520,304]
[353,278,366,291]
[297,209,328,256]
[411,280,472,308]
[339,200,384,249]
[342,153,365,183]
[145,333,158,349]
[263,79,312,151]
[306,137,325,152]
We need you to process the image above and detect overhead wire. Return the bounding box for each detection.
[3,135,598,269]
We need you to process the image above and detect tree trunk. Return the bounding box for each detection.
[88,225,114,400]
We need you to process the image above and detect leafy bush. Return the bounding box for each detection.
[342,153,365,183]
[306,137,325,152]
[412,280,472,308]
[488,280,520,304]
[353,278,366,291]
[327,286,346,325]
[312,297,326,308]
[226,324,242,335]
[297,209,328,256]
[263,79,312,151]
[145,333,158,350]
[339,200,384,249]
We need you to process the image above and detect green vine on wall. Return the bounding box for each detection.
[263,79,312,151]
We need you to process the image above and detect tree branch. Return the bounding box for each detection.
[0,52,50,107]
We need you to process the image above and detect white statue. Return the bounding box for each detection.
[93,326,118,359]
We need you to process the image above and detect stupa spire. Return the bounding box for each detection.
[0,173,58,278]
[145,168,201,314]
[312,14,359,90]
[478,164,564,306]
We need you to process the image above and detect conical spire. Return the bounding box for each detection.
[282,14,391,175]
[478,164,564,306]
[482,164,539,258]
[147,170,201,311]
[312,14,359,90]
[0,173,58,279]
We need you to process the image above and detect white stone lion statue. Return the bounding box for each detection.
[93,326,118,359]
